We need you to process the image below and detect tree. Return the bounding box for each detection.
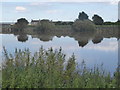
[78,11,88,20]
[13,18,29,32]
[17,18,29,27]
[92,14,104,25]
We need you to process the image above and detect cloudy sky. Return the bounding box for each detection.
[1,0,119,22]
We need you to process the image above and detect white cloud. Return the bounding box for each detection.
[15,6,26,12]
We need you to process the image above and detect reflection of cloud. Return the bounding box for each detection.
[86,41,118,52]
[15,6,26,12]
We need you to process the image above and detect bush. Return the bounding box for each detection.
[2,47,120,88]
[36,19,55,32]
[72,19,95,32]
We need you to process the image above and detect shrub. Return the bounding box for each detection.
[2,47,120,88]
[72,19,95,32]
[36,19,55,32]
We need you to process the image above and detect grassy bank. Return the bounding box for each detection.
[2,47,120,88]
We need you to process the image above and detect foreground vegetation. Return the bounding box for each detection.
[2,47,120,88]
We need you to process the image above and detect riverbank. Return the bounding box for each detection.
[1,24,119,33]
[1,25,119,40]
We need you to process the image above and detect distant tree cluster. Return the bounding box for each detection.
[78,11,104,25]
[12,18,29,31]
[17,18,29,26]
[92,14,104,25]
[54,21,73,25]
[36,19,55,32]
[14,11,119,32]
[104,20,120,25]
[78,11,119,25]
[78,11,89,20]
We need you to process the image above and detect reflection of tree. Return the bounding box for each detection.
[32,35,53,42]
[92,36,103,44]
[10,25,119,48]
[78,40,88,47]
[13,28,28,42]
[17,34,28,42]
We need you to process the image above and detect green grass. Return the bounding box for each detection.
[2,47,120,88]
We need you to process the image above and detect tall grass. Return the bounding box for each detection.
[2,47,120,88]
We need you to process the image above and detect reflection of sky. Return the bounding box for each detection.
[1,34,118,74]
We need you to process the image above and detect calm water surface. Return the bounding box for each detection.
[0,33,118,74]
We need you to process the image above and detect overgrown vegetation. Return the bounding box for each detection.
[2,47,120,88]
[35,19,56,32]
[72,19,95,32]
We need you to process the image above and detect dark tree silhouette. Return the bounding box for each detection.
[17,34,28,42]
[78,40,88,47]
[17,18,29,28]
[12,18,29,32]
[92,14,104,25]
[78,11,88,20]
[92,36,103,44]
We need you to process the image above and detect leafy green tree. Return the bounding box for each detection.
[92,14,104,25]
[78,11,89,20]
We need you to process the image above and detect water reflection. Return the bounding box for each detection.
[1,26,119,74]
[17,34,28,42]
[10,26,118,48]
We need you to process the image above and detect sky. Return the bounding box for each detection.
[0,0,119,22]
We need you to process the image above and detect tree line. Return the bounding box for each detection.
[13,11,120,28]
[55,11,119,25]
